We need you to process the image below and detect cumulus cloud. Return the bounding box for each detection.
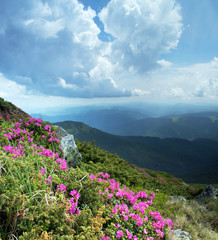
[99,0,182,72]
[0,73,29,98]
[133,57,218,101]
[157,59,173,68]
[58,77,79,90]
[192,78,218,98]
[0,0,105,97]
[57,77,131,98]
[0,0,182,99]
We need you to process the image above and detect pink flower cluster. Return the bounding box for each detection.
[158,176,167,183]
[171,178,184,186]
[69,189,81,215]
[1,110,81,219]
[90,173,173,240]
[4,125,33,141]
[56,158,69,171]
[56,184,81,215]
[57,184,67,193]
[3,144,24,158]
[0,109,28,122]
[39,168,52,184]
[3,115,60,146]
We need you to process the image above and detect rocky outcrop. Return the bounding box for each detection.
[173,229,192,240]
[168,196,187,202]
[197,185,218,201]
[55,125,82,166]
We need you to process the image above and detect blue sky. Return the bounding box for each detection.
[0,0,218,113]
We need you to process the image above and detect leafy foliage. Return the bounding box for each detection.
[0,98,217,240]
[0,98,175,240]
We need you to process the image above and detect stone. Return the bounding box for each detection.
[55,125,68,139]
[197,185,218,200]
[173,229,192,240]
[54,125,82,166]
[169,196,187,202]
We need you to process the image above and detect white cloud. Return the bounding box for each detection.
[169,87,185,97]
[132,89,150,96]
[157,59,173,68]
[134,57,218,101]
[99,0,182,72]
[0,73,29,97]
[58,77,79,90]
[25,18,65,39]
[192,78,218,98]
[0,0,188,101]
[89,56,116,81]
[211,57,218,68]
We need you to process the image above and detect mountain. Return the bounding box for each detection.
[55,121,218,184]
[33,103,218,140]
[32,105,147,133]
[114,112,218,141]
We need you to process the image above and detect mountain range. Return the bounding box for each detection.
[33,104,218,141]
[55,120,218,184]
[114,112,218,141]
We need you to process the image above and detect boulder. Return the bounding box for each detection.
[197,185,218,200]
[55,125,82,166]
[169,196,187,202]
[173,229,192,240]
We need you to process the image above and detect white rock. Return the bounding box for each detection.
[173,229,192,240]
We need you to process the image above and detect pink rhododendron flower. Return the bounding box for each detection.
[113,224,120,228]
[155,229,164,237]
[126,229,133,239]
[57,184,67,192]
[116,230,123,238]
[48,136,53,142]
[107,193,113,199]
[46,176,52,185]
[69,190,80,200]
[35,123,41,127]
[39,168,46,176]
[28,137,33,143]
[76,209,81,215]
[44,125,51,131]
[89,173,97,181]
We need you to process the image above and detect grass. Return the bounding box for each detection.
[162,198,218,240]
[0,97,217,240]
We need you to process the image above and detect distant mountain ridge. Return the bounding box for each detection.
[33,106,218,141]
[115,111,218,141]
[55,121,218,184]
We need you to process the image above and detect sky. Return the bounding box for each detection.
[0,0,218,113]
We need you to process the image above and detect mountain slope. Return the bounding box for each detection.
[1,98,218,240]
[33,104,218,140]
[55,121,218,184]
[0,97,204,240]
[115,112,218,140]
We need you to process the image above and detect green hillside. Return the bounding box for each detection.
[55,121,218,184]
[115,112,218,140]
[0,98,217,240]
